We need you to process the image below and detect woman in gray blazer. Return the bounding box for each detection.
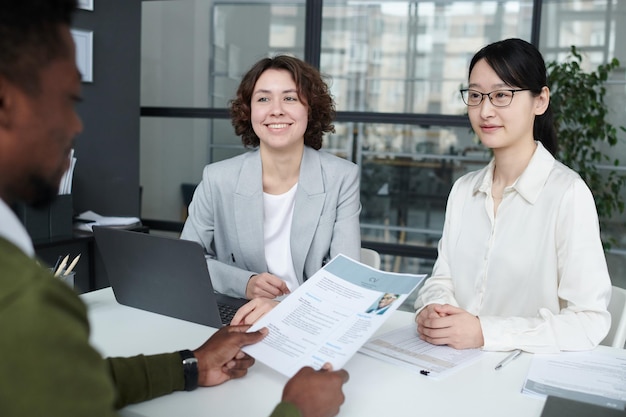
[181,56,361,322]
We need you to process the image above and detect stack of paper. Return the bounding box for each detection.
[58,149,76,195]
[522,351,626,410]
[359,325,484,379]
[74,210,141,232]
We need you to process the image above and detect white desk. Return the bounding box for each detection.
[82,288,614,417]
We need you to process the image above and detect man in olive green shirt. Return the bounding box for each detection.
[0,1,348,416]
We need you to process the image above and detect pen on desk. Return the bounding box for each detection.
[63,254,81,276]
[494,349,522,370]
[53,255,69,277]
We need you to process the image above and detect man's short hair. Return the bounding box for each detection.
[0,0,76,94]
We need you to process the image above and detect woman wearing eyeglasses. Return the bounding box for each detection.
[414,38,611,353]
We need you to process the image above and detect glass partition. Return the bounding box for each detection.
[141,0,305,108]
[140,117,241,222]
[539,0,626,275]
[320,0,535,114]
[322,122,490,247]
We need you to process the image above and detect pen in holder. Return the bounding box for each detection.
[49,267,75,288]
[50,253,79,289]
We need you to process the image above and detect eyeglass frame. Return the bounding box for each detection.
[459,88,530,107]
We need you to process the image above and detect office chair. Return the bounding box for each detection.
[601,285,626,349]
[180,183,196,221]
[360,248,381,269]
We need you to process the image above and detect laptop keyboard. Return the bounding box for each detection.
[218,303,240,325]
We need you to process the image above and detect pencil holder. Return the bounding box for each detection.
[60,271,76,288]
[49,268,75,289]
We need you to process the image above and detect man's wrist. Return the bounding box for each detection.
[178,349,199,391]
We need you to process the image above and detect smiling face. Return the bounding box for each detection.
[250,68,308,154]
[0,25,83,207]
[467,59,548,153]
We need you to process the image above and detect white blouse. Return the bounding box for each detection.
[415,142,611,353]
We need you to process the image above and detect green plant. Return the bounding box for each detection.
[547,46,626,245]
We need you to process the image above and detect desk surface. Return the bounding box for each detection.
[82,288,619,417]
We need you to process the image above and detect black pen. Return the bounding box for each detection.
[53,254,70,277]
[52,255,64,273]
[495,349,522,370]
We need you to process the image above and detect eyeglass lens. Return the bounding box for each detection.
[462,90,515,107]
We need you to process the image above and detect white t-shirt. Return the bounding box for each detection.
[263,183,298,296]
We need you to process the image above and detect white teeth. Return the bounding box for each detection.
[267,124,288,129]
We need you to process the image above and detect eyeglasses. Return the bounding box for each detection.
[460,89,529,107]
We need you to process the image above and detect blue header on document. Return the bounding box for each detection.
[324,254,426,294]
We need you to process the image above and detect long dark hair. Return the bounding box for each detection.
[469,38,558,156]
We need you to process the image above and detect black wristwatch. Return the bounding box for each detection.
[178,349,199,391]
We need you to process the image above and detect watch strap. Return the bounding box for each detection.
[178,349,199,391]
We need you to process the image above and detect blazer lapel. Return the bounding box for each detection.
[291,147,325,282]
[234,151,267,273]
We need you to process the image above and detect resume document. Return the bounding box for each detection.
[242,254,426,377]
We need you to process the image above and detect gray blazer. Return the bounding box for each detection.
[180,146,362,298]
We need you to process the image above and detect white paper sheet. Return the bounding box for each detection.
[58,149,76,195]
[74,210,141,231]
[522,351,626,410]
[359,324,484,379]
[242,254,426,377]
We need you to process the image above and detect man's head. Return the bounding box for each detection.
[0,0,81,207]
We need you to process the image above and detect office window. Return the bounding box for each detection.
[539,0,626,283]
[540,0,622,65]
[139,0,626,286]
[320,0,534,114]
[141,0,305,108]
[351,123,488,244]
[141,0,212,108]
[140,117,241,223]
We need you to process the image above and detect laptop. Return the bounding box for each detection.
[93,227,248,327]
[540,396,626,417]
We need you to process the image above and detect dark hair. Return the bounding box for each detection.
[230,55,335,150]
[469,38,558,155]
[0,0,77,95]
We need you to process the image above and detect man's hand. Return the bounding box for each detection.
[230,298,279,325]
[245,273,290,299]
[416,304,484,349]
[282,365,349,417]
[192,325,267,386]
